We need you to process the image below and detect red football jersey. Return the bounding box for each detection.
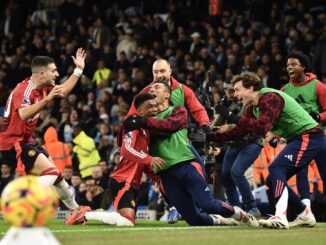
[110,128,153,190]
[0,78,53,150]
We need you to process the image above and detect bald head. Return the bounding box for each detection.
[152,59,172,84]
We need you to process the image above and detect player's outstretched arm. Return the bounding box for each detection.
[61,47,86,96]
[18,85,65,120]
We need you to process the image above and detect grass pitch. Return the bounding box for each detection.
[1,220,326,245]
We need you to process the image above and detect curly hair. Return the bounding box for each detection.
[287,51,311,72]
[231,72,263,91]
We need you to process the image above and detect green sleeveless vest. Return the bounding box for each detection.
[252,88,318,140]
[149,106,194,173]
[283,80,326,131]
[170,84,185,106]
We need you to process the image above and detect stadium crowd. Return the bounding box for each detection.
[0,0,325,220]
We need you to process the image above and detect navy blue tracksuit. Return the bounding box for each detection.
[160,160,234,226]
[266,132,326,213]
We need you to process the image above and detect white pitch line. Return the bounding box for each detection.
[0,226,243,235]
[51,226,233,233]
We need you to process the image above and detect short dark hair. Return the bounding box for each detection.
[286,51,310,72]
[134,93,156,109]
[231,72,263,91]
[72,171,82,178]
[154,81,172,95]
[31,56,55,72]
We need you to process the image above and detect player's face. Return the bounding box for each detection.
[149,83,170,105]
[44,63,59,86]
[234,80,254,106]
[138,99,158,118]
[152,61,172,83]
[286,58,305,81]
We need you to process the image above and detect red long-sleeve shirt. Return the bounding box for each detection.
[214,92,322,143]
[127,77,209,126]
[214,92,285,142]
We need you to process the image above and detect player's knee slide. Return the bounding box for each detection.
[40,167,63,185]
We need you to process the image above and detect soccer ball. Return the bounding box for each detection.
[0,176,58,227]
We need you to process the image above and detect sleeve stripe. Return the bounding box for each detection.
[124,132,148,159]
[23,84,33,99]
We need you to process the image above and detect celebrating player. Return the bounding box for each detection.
[66,92,188,225]
[0,48,90,222]
[191,72,326,229]
[126,82,259,227]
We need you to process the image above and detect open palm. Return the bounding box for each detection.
[72,48,86,70]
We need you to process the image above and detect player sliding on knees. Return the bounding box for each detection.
[0,48,91,223]
[66,93,167,226]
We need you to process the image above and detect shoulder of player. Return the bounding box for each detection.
[14,80,36,96]
[172,105,187,113]
[258,92,284,108]
[124,129,148,138]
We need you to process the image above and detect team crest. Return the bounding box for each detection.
[28,150,36,157]
[131,200,136,208]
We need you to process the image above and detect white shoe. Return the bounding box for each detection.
[210,214,239,226]
[259,215,289,229]
[233,206,259,227]
[289,207,316,227]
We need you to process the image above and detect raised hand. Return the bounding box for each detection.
[72,48,86,70]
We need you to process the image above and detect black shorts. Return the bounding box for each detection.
[109,178,138,211]
[0,141,49,173]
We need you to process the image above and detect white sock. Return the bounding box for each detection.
[275,187,288,217]
[301,198,311,209]
[39,175,57,186]
[55,179,79,209]
[85,211,134,226]
[231,206,242,221]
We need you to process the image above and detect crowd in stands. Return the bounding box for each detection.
[0,0,325,215]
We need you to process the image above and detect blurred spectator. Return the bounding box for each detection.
[0,8,19,40]
[71,171,83,191]
[0,163,14,194]
[78,178,104,209]
[72,123,101,179]
[31,2,48,26]
[93,18,111,49]
[91,165,108,189]
[57,108,79,143]
[313,27,326,83]
[92,59,111,89]
[43,126,72,173]
[63,166,73,186]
